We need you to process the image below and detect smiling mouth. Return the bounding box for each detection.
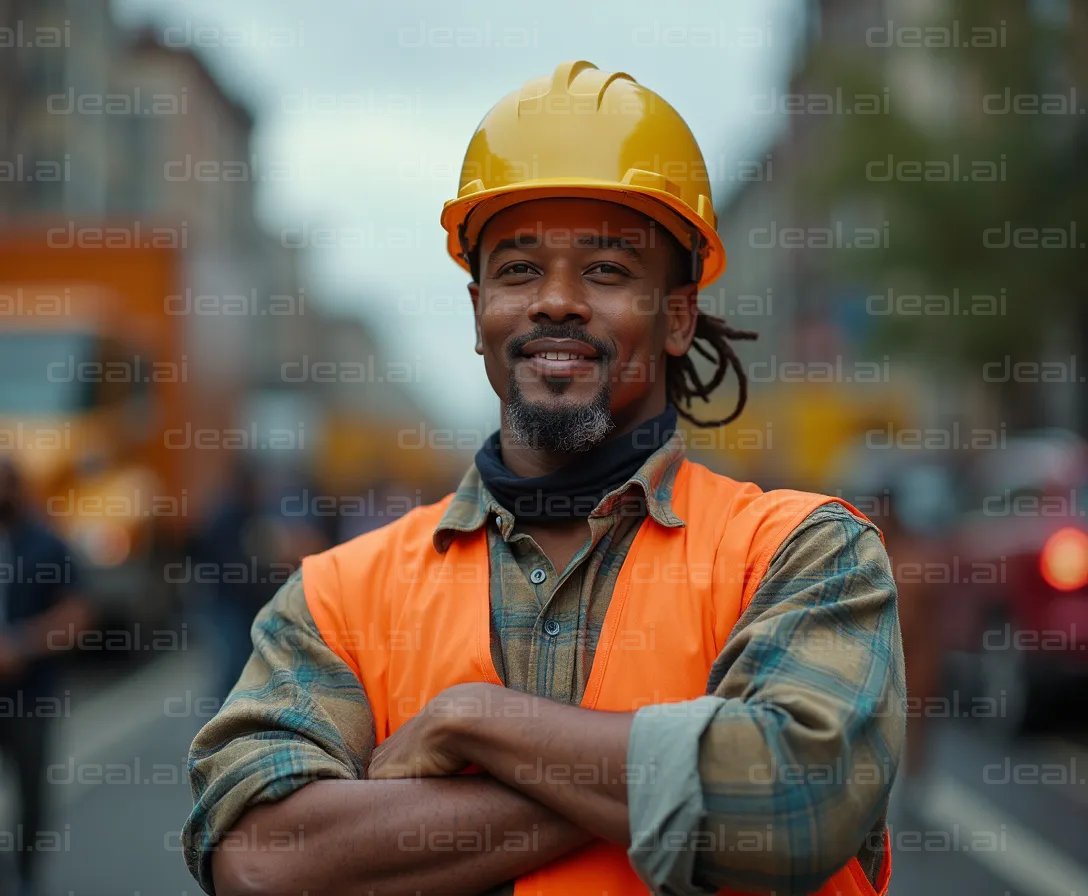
[514,336,606,379]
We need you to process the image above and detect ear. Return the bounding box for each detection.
[468,281,484,355]
[663,282,700,359]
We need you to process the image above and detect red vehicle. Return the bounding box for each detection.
[949,429,1088,732]
[833,429,1088,736]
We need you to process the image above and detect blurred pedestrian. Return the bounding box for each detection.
[194,460,328,702]
[0,458,91,896]
[194,461,276,701]
[879,465,958,801]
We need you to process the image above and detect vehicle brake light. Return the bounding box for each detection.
[1040,527,1088,591]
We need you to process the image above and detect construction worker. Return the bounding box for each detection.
[184,61,904,895]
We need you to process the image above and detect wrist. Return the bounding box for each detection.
[441,682,505,764]
[443,682,491,752]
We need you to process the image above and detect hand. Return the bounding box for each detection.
[368,683,483,780]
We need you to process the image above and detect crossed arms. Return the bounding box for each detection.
[212,685,635,895]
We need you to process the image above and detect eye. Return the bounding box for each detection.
[586,262,628,278]
[498,261,537,277]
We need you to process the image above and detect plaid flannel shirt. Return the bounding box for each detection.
[184,432,904,895]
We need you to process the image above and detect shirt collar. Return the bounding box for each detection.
[432,429,687,553]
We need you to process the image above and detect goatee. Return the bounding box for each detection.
[503,378,614,453]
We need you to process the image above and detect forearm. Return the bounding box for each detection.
[454,688,634,845]
[212,775,593,896]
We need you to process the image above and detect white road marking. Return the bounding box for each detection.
[61,649,211,763]
[917,772,1088,896]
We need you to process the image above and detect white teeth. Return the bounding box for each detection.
[534,351,580,361]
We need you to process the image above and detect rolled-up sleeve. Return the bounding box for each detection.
[627,503,905,895]
[182,570,376,894]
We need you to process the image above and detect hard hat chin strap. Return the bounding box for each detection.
[684,224,705,287]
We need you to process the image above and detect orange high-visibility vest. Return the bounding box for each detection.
[302,458,892,896]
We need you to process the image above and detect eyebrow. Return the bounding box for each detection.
[488,234,644,262]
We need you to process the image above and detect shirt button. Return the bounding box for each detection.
[529,567,547,584]
[544,619,561,636]
[494,515,502,529]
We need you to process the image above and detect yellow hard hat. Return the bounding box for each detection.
[440,60,726,288]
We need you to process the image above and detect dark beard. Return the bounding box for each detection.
[502,321,615,452]
[504,377,614,453]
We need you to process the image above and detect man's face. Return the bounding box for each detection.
[469,198,698,452]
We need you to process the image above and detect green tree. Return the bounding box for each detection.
[797,0,1087,427]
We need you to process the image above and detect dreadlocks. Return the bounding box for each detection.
[667,310,758,429]
[661,226,758,429]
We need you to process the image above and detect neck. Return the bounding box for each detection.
[498,392,667,478]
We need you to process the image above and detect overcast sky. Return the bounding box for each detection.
[112,0,806,431]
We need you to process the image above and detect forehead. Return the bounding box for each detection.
[477,197,660,252]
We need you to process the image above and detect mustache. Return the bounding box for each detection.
[505,324,612,361]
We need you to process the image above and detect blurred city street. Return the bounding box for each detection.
[2,0,1087,893]
[888,723,1088,896]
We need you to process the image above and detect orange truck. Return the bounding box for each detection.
[0,229,241,629]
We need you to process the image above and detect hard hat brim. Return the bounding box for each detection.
[441,179,726,288]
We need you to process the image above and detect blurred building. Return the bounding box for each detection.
[115,30,306,504]
[0,0,458,637]
[0,0,347,506]
[1,0,108,217]
[1,2,295,415]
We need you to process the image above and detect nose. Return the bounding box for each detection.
[526,264,592,325]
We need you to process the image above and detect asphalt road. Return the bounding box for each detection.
[888,720,1088,896]
[0,650,211,896]
[2,650,1086,896]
